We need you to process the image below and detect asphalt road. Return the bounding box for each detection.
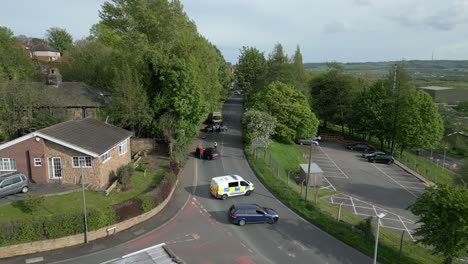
[3,95,372,264]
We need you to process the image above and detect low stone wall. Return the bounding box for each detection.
[0,180,179,259]
[131,138,155,153]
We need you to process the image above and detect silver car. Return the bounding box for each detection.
[0,172,29,198]
[297,139,319,146]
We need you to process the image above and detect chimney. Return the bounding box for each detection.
[47,67,62,87]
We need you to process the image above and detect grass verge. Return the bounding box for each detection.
[245,141,443,264]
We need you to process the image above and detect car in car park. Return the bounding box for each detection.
[362,151,386,159]
[346,142,374,152]
[0,172,29,198]
[297,139,319,146]
[228,203,279,226]
[368,153,394,164]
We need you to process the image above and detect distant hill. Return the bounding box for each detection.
[304,60,468,87]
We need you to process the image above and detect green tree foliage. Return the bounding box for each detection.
[235,46,267,103]
[45,27,73,54]
[456,101,468,114]
[252,81,319,143]
[409,185,468,264]
[0,27,37,82]
[266,43,294,86]
[242,109,277,146]
[309,63,356,130]
[105,64,153,137]
[292,45,307,94]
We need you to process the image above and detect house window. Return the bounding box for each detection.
[102,151,111,163]
[119,140,128,155]
[72,157,92,168]
[0,158,17,171]
[34,158,42,167]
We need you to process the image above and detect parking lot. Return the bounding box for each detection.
[300,141,427,237]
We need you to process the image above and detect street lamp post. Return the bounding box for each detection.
[373,212,387,264]
[80,159,89,244]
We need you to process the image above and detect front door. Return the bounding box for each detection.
[48,157,62,179]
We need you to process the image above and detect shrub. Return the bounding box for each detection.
[169,160,180,176]
[112,198,142,222]
[43,213,83,239]
[22,195,45,213]
[117,164,135,191]
[87,207,116,230]
[140,195,155,212]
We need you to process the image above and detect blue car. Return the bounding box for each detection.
[228,204,279,226]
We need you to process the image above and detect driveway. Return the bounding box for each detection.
[0,183,81,205]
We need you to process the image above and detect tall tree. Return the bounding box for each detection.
[266,43,294,86]
[45,27,73,54]
[235,46,267,104]
[252,81,319,143]
[409,185,468,264]
[0,27,37,82]
[242,110,277,146]
[292,45,307,93]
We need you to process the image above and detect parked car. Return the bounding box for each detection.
[346,143,374,152]
[368,154,394,164]
[203,147,219,160]
[297,139,319,146]
[228,204,279,226]
[0,172,29,198]
[205,123,228,132]
[362,151,386,159]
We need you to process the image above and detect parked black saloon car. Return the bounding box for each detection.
[346,143,374,152]
[368,154,394,164]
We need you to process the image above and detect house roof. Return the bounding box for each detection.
[37,119,132,156]
[300,163,323,174]
[24,82,108,107]
[0,119,132,157]
[32,44,59,52]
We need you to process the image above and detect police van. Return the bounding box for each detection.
[210,175,254,200]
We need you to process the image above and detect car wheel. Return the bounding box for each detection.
[221,194,228,200]
[245,190,251,196]
[388,160,393,165]
[239,220,246,226]
[299,142,303,145]
[267,218,275,224]
[373,159,376,163]
[21,186,28,193]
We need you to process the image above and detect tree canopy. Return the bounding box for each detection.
[409,185,468,264]
[46,27,73,54]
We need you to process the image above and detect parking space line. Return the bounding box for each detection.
[398,215,415,241]
[319,149,349,179]
[372,164,419,198]
[322,177,336,191]
[349,196,357,215]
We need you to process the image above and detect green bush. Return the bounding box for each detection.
[140,195,155,213]
[117,164,135,190]
[87,207,116,230]
[43,213,83,239]
[22,195,45,213]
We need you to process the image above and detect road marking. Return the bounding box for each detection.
[319,148,349,179]
[398,215,415,241]
[322,177,336,191]
[25,257,44,264]
[350,196,357,215]
[373,164,419,198]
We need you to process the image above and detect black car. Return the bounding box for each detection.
[203,147,219,160]
[362,151,386,159]
[368,154,394,164]
[346,143,374,152]
[228,204,279,226]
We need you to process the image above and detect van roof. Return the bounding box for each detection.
[212,175,243,182]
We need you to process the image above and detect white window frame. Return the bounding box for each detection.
[0,158,17,171]
[119,139,128,156]
[72,157,92,168]
[102,151,111,163]
[34,158,42,167]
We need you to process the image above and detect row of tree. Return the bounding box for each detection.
[0,0,232,160]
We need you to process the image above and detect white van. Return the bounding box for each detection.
[210,175,254,200]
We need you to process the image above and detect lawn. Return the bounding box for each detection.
[245,141,444,264]
[0,167,166,222]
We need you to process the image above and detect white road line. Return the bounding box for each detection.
[25,257,44,264]
[373,164,419,198]
[398,215,415,241]
[350,196,357,215]
[319,148,350,179]
[322,177,336,191]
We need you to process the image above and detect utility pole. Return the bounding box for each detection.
[80,160,89,244]
[390,64,399,155]
[304,142,312,201]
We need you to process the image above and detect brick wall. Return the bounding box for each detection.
[94,139,131,188]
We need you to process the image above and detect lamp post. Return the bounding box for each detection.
[80,159,89,244]
[373,212,387,264]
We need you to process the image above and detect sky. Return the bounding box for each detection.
[1,0,468,64]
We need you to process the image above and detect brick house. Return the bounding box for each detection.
[31,43,61,62]
[0,118,132,189]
